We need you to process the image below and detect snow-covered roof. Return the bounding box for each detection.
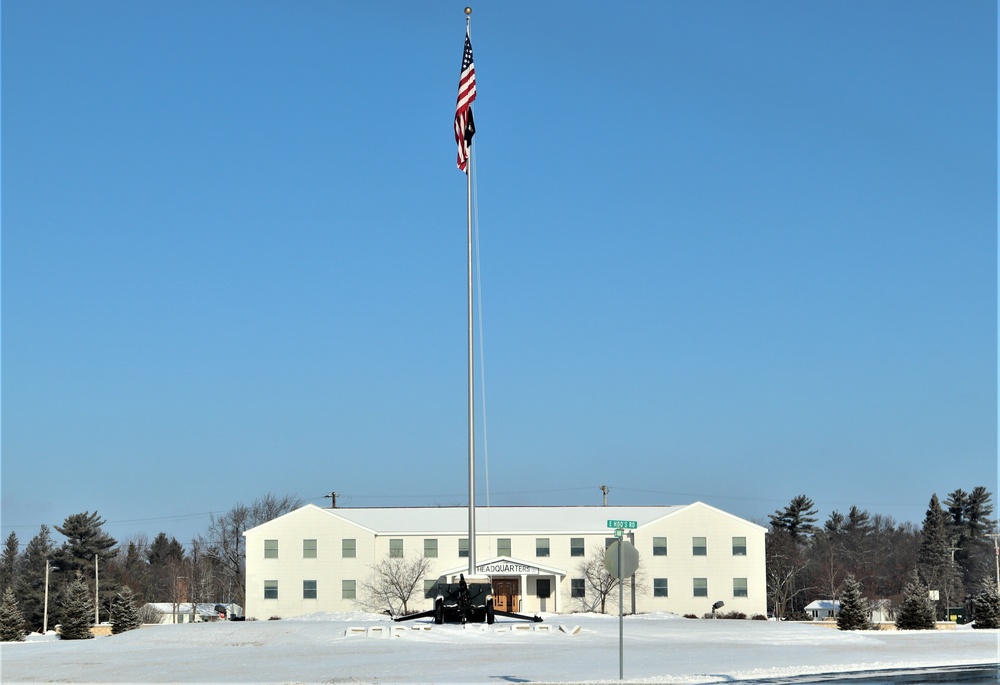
[804,600,840,611]
[247,502,765,536]
[142,602,242,616]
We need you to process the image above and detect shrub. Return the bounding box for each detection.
[683,614,698,619]
[785,609,812,621]
[751,614,767,620]
[972,584,1000,629]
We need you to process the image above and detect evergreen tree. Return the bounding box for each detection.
[109,586,141,634]
[54,511,118,577]
[971,583,1000,629]
[59,578,94,640]
[916,494,963,618]
[1,532,19,595]
[13,525,54,631]
[769,495,820,541]
[895,573,936,630]
[0,587,26,641]
[837,575,871,631]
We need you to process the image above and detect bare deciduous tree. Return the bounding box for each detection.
[358,555,434,615]
[204,494,302,607]
[577,546,645,614]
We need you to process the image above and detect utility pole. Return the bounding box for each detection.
[601,485,610,507]
[324,492,338,508]
[988,533,1000,594]
[94,554,99,624]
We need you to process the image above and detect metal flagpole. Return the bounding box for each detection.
[465,5,476,578]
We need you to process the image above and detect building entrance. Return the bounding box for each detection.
[492,578,519,613]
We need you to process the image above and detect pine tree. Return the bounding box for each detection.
[769,495,819,541]
[895,573,936,630]
[1,532,19,595]
[54,511,118,577]
[971,583,1000,629]
[916,494,963,618]
[110,586,142,634]
[836,575,871,630]
[14,525,54,632]
[0,587,26,641]
[59,578,94,640]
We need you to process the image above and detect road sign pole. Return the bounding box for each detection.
[618,532,623,680]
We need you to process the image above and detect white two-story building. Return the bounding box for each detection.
[243,502,766,619]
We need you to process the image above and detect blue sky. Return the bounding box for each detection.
[2,2,996,549]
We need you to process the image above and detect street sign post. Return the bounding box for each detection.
[604,540,639,680]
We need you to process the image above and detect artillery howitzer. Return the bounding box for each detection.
[393,574,542,625]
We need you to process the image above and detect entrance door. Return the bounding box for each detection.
[492,578,519,613]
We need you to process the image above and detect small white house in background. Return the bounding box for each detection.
[805,598,893,622]
[243,502,767,620]
[805,599,840,619]
[141,602,243,624]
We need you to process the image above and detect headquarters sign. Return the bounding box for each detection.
[476,561,538,575]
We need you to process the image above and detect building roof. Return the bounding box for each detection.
[805,600,840,611]
[248,502,766,536]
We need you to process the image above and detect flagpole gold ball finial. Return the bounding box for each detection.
[465,7,472,15]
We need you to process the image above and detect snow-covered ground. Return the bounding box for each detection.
[1,612,997,684]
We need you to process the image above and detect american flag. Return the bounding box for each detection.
[454,31,477,172]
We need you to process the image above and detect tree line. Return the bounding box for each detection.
[766,487,996,622]
[0,494,302,634]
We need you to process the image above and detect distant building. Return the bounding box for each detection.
[805,599,840,619]
[141,602,243,624]
[243,502,766,619]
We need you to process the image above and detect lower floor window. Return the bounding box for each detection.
[653,578,668,597]
[303,580,317,599]
[733,577,748,597]
[571,578,586,598]
[343,579,356,600]
[693,578,708,597]
[264,580,278,599]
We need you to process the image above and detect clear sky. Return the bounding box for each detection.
[2,2,996,549]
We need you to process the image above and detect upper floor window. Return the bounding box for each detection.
[692,537,707,556]
[536,538,550,557]
[732,537,747,556]
[652,537,667,556]
[423,539,438,558]
[342,539,356,558]
[570,538,585,557]
[389,539,404,558]
[303,539,317,559]
[497,538,511,557]
[264,539,278,559]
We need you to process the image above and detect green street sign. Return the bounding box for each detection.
[607,520,637,529]
[614,529,623,538]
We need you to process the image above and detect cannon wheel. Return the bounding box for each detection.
[434,598,444,625]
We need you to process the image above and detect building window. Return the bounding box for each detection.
[342,580,356,600]
[570,538,585,557]
[303,580,317,599]
[653,578,668,597]
[693,578,708,597]
[264,539,278,559]
[536,578,551,598]
[264,580,278,599]
[424,539,438,558]
[536,538,550,557]
[692,537,707,556]
[571,579,586,598]
[497,538,511,557]
[653,537,667,556]
[342,539,356,558]
[733,578,748,598]
[389,539,403,558]
[303,539,317,559]
[459,538,469,558]
[732,537,747,556]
